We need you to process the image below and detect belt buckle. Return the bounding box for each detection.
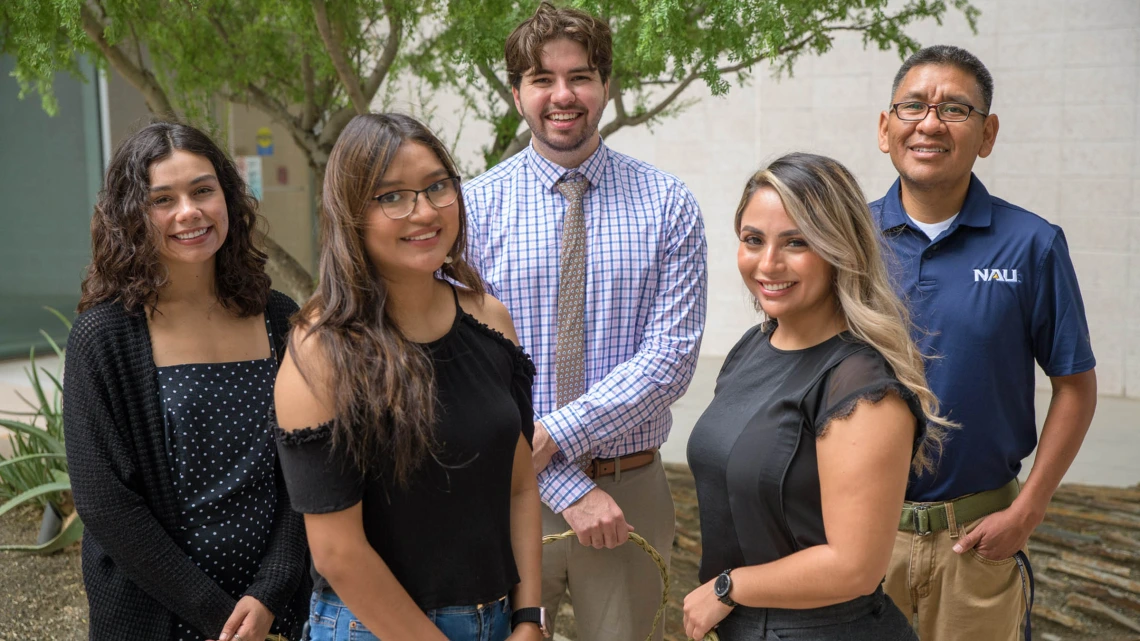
[912,504,932,536]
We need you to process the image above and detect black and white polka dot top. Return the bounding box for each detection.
[158,317,299,640]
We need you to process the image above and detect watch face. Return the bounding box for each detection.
[715,572,730,596]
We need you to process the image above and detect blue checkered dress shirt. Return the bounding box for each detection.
[463,142,708,513]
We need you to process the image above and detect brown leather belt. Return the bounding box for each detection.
[584,448,658,480]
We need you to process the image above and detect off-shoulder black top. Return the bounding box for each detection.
[275,295,536,611]
[687,325,926,584]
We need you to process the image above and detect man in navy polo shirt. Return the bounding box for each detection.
[872,45,1098,641]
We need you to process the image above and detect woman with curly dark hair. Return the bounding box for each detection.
[63,121,309,641]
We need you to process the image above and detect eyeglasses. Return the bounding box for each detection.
[371,176,461,220]
[890,101,988,122]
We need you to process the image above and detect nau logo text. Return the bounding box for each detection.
[973,268,1020,283]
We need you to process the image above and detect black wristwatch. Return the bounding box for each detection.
[511,606,549,636]
[714,569,737,607]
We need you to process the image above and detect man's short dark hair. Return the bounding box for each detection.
[505,1,613,89]
[891,45,994,112]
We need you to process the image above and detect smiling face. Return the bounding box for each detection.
[737,187,837,327]
[878,63,999,195]
[364,141,460,280]
[147,150,229,268]
[513,37,609,167]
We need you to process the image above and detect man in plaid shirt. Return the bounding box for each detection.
[463,4,707,639]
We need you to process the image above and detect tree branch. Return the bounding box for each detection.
[598,30,818,138]
[79,2,177,117]
[478,59,514,111]
[318,105,359,149]
[599,68,700,137]
[361,2,402,102]
[499,129,532,162]
[301,54,317,130]
[611,75,628,121]
[311,0,369,113]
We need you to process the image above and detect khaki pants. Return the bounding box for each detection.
[541,454,675,641]
[885,517,1029,641]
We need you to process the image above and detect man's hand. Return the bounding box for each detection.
[952,503,1043,561]
[561,487,634,549]
[683,577,733,640]
[531,421,559,475]
[211,595,274,641]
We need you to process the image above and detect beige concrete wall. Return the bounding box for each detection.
[598,0,1140,399]
[229,105,317,274]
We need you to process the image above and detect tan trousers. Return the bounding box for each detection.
[885,517,1029,641]
[541,454,675,641]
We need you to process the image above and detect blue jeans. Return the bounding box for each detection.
[306,590,512,641]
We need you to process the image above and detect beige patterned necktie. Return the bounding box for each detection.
[556,174,588,409]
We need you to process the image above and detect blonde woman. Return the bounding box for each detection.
[683,153,950,640]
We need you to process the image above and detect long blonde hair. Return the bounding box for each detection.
[734,152,952,475]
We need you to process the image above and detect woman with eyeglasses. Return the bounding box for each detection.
[273,113,544,641]
[682,153,953,640]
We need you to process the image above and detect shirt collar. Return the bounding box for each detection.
[524,139,609,192]
[880,173,993,233]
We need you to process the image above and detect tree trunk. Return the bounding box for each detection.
[263,235,315,303]
[262,160,326,303]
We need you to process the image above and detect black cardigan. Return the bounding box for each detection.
[63,291,309,640]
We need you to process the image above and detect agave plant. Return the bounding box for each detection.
[0,308,83,554]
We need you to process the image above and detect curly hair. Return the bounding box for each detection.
[297,113,485,487]
[733,153,954,476]
[78,121,270,316]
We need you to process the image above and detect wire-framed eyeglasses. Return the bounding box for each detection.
[371,176,461,220]
[890,101,988,122]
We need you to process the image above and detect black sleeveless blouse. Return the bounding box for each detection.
[275,296,535,611]
[158,317,300,640]
[687,325,926,584]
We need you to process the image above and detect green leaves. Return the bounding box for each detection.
[433,0,977,168]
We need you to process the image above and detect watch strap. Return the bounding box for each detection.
[511,606,545,631]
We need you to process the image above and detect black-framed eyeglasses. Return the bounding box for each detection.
[371,176,461,220]
[891,101,988,122]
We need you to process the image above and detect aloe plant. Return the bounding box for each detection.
[0,308,84,554]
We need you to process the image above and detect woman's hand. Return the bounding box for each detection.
[212,595,274,641]
[683,577,733,640]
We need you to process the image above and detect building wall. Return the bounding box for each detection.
[0,56,102,358]
[590,0,1140,398]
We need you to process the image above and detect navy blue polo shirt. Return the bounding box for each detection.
[871,175,1095,502]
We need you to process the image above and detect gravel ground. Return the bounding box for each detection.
[1,468,1134,641]
[0,505,86,641]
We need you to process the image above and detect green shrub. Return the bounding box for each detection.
[0,308,83,554]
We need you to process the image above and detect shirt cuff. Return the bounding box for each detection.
[541,405,591,463]
[538,456,596,513]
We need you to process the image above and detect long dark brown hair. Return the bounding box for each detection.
[78,121,269,316]
[297,113,484,485]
